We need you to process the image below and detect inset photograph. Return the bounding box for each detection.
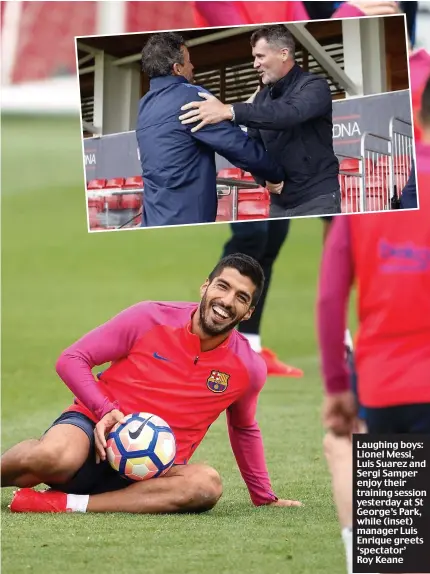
[77,13,416,231]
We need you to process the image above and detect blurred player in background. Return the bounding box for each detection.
[3,254,301,514]
[317,75,430,574]
[193,1,401,27]
[221,219,303,377]
[400,1,419,48]
[410,45,430,143]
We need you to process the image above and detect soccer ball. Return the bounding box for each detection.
[106,412,176,481]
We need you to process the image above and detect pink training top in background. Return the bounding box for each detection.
[317,35,430,403]
[193,1,365,27]
[318,142,430,408]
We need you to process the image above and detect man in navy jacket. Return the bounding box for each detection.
[137,32,285,227]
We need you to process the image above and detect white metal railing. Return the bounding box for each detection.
[337,116,413,214]
[389,116,414,198]
[216,177,260,222]
[360,131,392,212]
[336,152,365,214]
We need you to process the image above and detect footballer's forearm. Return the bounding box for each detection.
[227,415,278,505]
[56,351,118,420]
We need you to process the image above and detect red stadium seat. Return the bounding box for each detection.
[217,168,243,179]
[216,196,233,222]
[340,174,389,212]
[123,176,144,189]
[87,179,106,190]
[241,171,256,181]
[375,156,390,169]
[375,155,402,172]
[340,158,359,172]
[374,164,390,187]
[374,158,411,192]
[341,195,359,214]
[375,156,407,175]
[238,187,270,202]
[373,171,408,197]
[339,174,360,213]
[87,197,104,211]
[393,155,411,175]
[238,200,270,220]
[376,155,410,171]
[88,207,101,230]
[373,165,389,178]
[340,158,374,175]
[215,215,232,223]
[120,194,142,210]
[366,177,387,211]
[102,195,121,210]
[395,173,409,196]
[105,177,125,189]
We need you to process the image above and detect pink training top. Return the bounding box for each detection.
[194,1,364,27]
[317,143,430,407]
[56,301,278,506]
[292,2,365,20]
[317,217,354,394]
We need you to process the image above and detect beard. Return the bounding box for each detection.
[198,292,244,337]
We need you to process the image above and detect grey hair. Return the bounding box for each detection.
[250,25,295,60]
[141,32,185,78]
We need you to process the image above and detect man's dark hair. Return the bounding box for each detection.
[250,25,295,60]
[141,32,185,78]
[421,74,430,125]
[208,253,265,306]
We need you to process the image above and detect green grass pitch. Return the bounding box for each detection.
[2,115,350,574]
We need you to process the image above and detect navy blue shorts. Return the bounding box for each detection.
[365,403,430,434]
[44,411,134,495]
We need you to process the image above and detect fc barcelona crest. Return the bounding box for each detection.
[207,370,230,393]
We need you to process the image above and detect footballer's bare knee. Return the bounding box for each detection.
[177,464,223,512]
[323,431,350,462]
[193,464,223,508]
[26,425,90,482]
[86,463,223,515]
[323,431,336,459]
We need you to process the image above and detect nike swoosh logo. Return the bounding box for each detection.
[129,421,147,440]
[153,352,169,361]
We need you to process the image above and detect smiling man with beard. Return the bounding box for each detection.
[4,253,301,514]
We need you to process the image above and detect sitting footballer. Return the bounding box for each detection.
[2,253,301,514]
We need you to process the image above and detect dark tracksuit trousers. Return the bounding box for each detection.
[222,219,290,335]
